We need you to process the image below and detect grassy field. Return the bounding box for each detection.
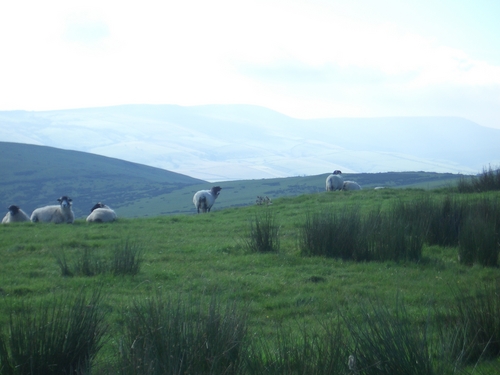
[1,185,500,373]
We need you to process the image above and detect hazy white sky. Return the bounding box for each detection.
[1,0,499,128]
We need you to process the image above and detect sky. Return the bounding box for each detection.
[1,0,500,129]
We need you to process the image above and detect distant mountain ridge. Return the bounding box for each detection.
[0,104,499,181]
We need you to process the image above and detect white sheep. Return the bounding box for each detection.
[86,202,117,223]
[342,181,362,191]
[193,186,222,213]
[326,170,343,191]
[2,205,30,224]
[30,196,75,224]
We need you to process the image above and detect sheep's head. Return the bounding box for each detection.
[90,202,106,213]
[211,186,222,197]
[8,205,20,215]
[57,196,72,207]
[333,170,342,175]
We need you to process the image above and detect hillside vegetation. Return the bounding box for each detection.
[0,142,466,218]
[1,180,500,373]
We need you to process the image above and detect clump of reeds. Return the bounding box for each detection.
[0,288,107,375]
[299,206,362,259]
[457,166,500,193]
[440,282,500,367]
[111,240,143,275]
[245,320,348,375]
[55,240,143,277]
[245,209,280,253]
[343,298,435,375]
[117,294,247,375]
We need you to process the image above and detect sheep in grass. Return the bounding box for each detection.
[2,205,30,224]
[326,170,343,191]
[193,186,222,213]
[342,181,362,191]
[86,202,117,223]
[30,196,74,224]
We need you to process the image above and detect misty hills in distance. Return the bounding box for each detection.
[1,104,499,182]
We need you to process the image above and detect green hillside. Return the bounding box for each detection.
[0,142,466,218]
[0,142,205,218]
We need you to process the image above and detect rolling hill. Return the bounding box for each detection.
[0,142,465,218]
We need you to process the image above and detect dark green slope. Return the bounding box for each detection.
[0,142,206,219]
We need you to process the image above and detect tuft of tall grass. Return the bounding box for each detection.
[446,283,500,365]
[74,247,108,276]
[245,209,280,253]
[343,298,436,375]
[300,206,362,259]
[245,320,348,375]
[111,240,143,276]
[0,288,108,375]
[55,241,143,277]
[118,294,247,375]
[458,215,499,267]
[300,206,424,262]
[457,166,500,193]
[364,209,425,263]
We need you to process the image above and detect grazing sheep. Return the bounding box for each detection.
[342,181,362,191]
[193,186,222,213]
[2,205,30,224]
[326,170,343,191]
[86,202,117,223]
[31,196,75,224]
[256,196,272,205]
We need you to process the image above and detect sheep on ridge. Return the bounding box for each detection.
[193,186,222,213]
[342,181,362,191]
[31,196,75,224]
[326,170,343,191]
[86,202,117,223]
[2,205,30,224]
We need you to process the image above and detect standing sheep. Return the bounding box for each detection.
[2,205,30,223]
[326,170,343,191]
[86,202,117,223]
[342,181,362,191]
[31,196,75,224]
[193,186,222,213]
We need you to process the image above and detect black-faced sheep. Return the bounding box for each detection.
[326,170,343,191]
[86,202,117,223]
[342,181,362,191]
[2,205,30,224]
[31,196,75,224]
[193,186,222,213]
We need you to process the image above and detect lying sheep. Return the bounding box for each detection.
[342,181,362,191]
[2,205,30,224]
[193,186,222,213]
[326,170,343,191]
[86,202,117,223]
[31,196,75,224]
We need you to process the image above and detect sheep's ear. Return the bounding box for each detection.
[57,198,62,202]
